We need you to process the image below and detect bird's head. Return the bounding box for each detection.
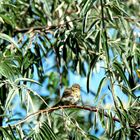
[71,84,80,96]
[72,84,80,90]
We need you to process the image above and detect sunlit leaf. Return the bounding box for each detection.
[0,33,21,52]
[5,88,18,109]
[14,78,41,85]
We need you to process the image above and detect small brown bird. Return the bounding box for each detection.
[53,84,81,107]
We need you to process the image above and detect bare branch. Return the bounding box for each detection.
[8,105,120,127]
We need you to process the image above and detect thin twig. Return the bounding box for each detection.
[13,16,140,34]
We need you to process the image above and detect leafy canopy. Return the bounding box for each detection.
[0,0,140,139]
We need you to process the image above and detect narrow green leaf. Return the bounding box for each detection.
[8,125,17,140]
[2,3,17,8]
[113,61,129,86]
[0,33,21,52]
[14,78,41,85]
[113,4,129,16]
[117,96,124,110]
[81,0,92,15]
[131,84,140,91]
[0,61,18,79]
[98,109,105,127]
[95,31,101,52]
[5,88,18,109]
[88,19,100,32]
[39,127,50,140]
[121,129,126,139]
[118,84,136,99]
[106,7,114,22]
[122,54,131,75]
[97,93,107,106]
[93,112,97,129]
[0,83,5,88]
[87,134,100,140]
[102,31,110,62]
[115,108,125,126]
[0,15,14,26]
[36,132,44,140]
[87,55,99,93]
[82,11,89,33]
[109,112,114,137]
[42,122,57,140]
[95,77,107,101]
[62,44,67,62]
[107,115,111,136]
[15,127,23,140]
[0,127,13,139]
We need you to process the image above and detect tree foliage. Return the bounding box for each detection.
[0,0,140,139]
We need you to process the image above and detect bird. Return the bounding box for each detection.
[53,83,81,107]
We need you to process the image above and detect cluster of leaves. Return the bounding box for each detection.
[0,0,140,139]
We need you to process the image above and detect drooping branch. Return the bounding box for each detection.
[7,105,120,128]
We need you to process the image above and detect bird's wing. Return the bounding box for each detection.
[62,87,72,98]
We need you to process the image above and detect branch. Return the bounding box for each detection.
[13,25,57,33]
[13,16,140,34]
[9,105,119,127]
[13,18,80,34]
